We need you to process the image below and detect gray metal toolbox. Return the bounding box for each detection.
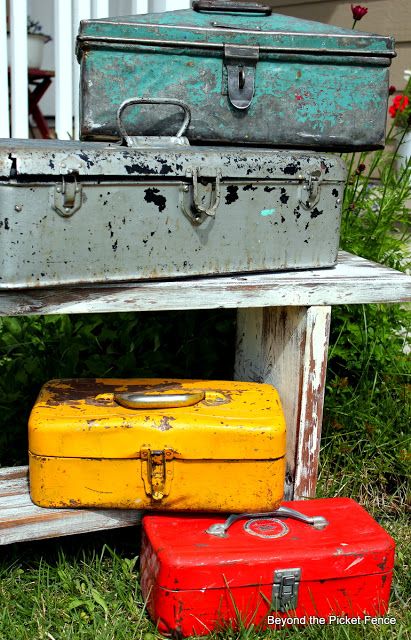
[0,101,347,289]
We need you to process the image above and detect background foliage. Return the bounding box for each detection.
[0,310,236,465]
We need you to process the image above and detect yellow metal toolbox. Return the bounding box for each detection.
[28,378,286,511]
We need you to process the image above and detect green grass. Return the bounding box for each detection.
[0,492,408,640]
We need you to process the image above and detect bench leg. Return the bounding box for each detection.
[234,306,331,501]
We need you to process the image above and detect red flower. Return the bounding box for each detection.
[388,85,396,95]
[389,94,410,118]
[355,163,366,175]
[351,4,368,20]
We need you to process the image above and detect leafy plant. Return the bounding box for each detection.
[321,74,411,513]
[0,310,236,465]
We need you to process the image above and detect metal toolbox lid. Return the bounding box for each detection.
[142,498,396,590]
[76,7,395,60]
[0,139,347,182]
[28,378,286,460]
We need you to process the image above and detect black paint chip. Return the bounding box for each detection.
[225,185,239,205]
[144,188,167,212]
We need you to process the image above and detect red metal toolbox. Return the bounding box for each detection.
[140,498,395,637]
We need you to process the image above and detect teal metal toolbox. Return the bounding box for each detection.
[76,1,395,150]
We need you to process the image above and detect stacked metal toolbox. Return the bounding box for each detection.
[0,137,346,288]
[76,3,394,150]
[0,2,395,288]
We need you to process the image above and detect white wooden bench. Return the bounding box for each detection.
[0,466,141,545]
[0,251,410,545]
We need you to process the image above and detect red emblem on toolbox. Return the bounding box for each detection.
[243,518,289,539]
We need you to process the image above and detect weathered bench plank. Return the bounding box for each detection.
[0,467,141,545]
[0,252,410,316]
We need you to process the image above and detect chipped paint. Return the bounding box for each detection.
[344,556,365,571]
[260,208,275,217]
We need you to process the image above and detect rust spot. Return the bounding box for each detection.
[280,187,289,204]
[310,207,324,219]
[156,416,176,431]
[144,187,166,212]
[377,557,387,571]
[45,379,184,405]
[202,395,230,407]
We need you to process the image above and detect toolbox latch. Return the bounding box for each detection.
[272,568,301,612]
[54,158,83,218]
[298,169,322,210]
[141,448,174,501]
[180,167,222,225]
[224,45,259,110]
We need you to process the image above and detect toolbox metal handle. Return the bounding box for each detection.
[116,98,191,146]
[206,506,329,537]
[114,391,205,409]
[192,0,272,15]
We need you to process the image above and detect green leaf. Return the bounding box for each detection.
[67,598,85,611]
[90,588,109,614]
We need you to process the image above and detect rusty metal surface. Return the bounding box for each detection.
[76,8,394,149]
[0,139,346,289]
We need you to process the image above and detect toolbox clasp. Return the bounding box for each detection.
[272,568,301,612]
[54,157,83,218]
[298,169,323,210]
[224,45,259,110]
[141,448,174,501]
[180,167,222,225]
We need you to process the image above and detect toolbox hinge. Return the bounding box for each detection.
[224,45,259,110]
[272,568,301,612]
[140,448,174,501]
[298,169,322,210]
[54,157,83,218]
